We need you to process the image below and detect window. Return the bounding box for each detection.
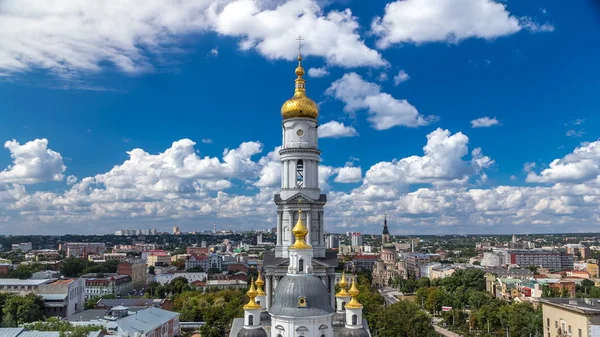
[342,301,346,310]
[248,314,253,326]
[299,259,304,272]
[277,335,283,337]
[569,326,572,334]
[296,160,304,187]
[352,314,357,325]
[579,328,582,337]
[547,318,550,327]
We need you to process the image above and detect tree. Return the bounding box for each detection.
[61,257,87,277]
[148,266,155,275]
[2,293,45,326]
[416,277,431,289]
[370,301,437,337]
[169,276,191,295]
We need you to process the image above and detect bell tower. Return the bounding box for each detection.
[274,37,326,259]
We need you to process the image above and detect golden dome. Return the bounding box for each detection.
[244,278,262,310]
[255,271,266,296]
[336,271,350,298]
[345,276,363,309]
[281,55,319,120]
[290,209,311,250]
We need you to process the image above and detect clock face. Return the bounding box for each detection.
[296,129,304,137]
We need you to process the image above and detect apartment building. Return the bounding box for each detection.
[117,260,148,289]
[59,242,106,258]
[509,249,574,270]
[541,298,600,337]
[81,274,133,299]
[404,253,431,278]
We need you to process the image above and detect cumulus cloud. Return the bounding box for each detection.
[0,0,385,76]
[326,73,436,130]
[308,67,329,78]
[566,129,585,138]
[371,0,551,48]
[0,139,66,184]
[526,140,600,184]
[318,121,359,138]
[335,166,362,183]
[471,117,500,128]
[393,70,410,85]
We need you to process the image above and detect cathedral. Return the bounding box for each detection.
[229,48,370,337]
[371,214,403,288]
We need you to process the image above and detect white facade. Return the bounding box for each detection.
[271,316,333,337]
[154,272,207,285]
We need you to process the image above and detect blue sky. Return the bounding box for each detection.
[0,0,599,235]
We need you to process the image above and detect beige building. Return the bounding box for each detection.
[147,252,171,267]
[541,298,600,337]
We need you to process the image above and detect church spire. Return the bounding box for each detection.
[345,277,363,309]
[336,271,350,297]
[290,209,311,250]
[382,212,389,235]
[244,278,262,310]
[280,36,318,120]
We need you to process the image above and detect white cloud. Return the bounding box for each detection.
[66,175,78,186]
[0,0,385,77]
[471,117,500,128]
[393,69,410,85]
[371,0,550,48]
[208,47,219,58]
[201,138,214,144]
[335,166,362,183]
[318,121,359,138]
[326,73,435,130]
[566,129,585,137]
[519,17,555,33]
[255,147,281,188]
[377,72,388,82]
[526,140,600,184]
[0,139,66,184]
[308,67,329,78]
[362,128,493,188]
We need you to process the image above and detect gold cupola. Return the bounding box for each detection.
[255,271,266,296]
[280,50,319,120]
[243,278,262,310]
[336,271,350,297]
[345,277,363,309]
[290,209,311,250]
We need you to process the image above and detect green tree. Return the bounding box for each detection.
[2,293,45,326]
[148,266,155,275]
[370,301,437,337]
[61,257,87,277]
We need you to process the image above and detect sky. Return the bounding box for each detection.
[0,0,600,235]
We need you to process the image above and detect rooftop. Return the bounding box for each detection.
[50,278,76,285]
[541,298,600,314]
[0,279,52,286]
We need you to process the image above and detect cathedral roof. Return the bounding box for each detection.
[269,274,334,317]
[332,312,346,327]
[280,53,319,120]
[236,328,268,337]
[340,327,370,337]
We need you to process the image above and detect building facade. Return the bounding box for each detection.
[59,242,106,258]
[82,274,133,299]
[541,298,600,337]
[117,260,148,289]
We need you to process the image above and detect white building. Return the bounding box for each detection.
[154,272,207,285]
[12,242,33,251]
[82,274,133,299]
[350,233,363,247]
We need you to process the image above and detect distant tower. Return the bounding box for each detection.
[512,234,517,243]
[382,213,390,245]
[172,226,180,235]
[213,222,217,234]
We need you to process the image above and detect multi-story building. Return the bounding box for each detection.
[587,262,599,278]
[326,234,340,249]
[508,249,574,270]
[154,272,207,285]
[117,260,148,289]
[404,253,431,278]
[38,278,86,318]
[25,249,60,261]
[11,242,33,252]
[59,242,106,258]
[81,274,133,299]
[103,253,127,262]
[67,306,180,337]
[350,232,363,247]
[185,253,222,271]
[147,252,171,267]
[565,244,592,260]
[346,254,378,273]
[186,246,210,255]
[541,298,600,337]
[0,278,85,318]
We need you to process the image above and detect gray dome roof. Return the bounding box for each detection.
[237,327,268,337]
[341,327,370,337]
[332,312,346,327]
[269,274,334,317]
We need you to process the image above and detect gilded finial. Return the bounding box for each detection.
[255,271,266,296]
[281,36,319,120]
[244,277,262,309]
[336,271,350,297]
[345,276,363,309]
[290,209,311,249]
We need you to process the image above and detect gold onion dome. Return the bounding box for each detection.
[244,278,262,310]
[255,272,266,296]
[336,271,350,298]
[345,277,363,309]
[281,54,319,120]
[290,209,311,250]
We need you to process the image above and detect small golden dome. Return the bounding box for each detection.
[345,276,363,309]
[255,271,266,296]
[281,54,319,120]
[336,271,350,298]
[290,209,311,250]
[244,278,262,310]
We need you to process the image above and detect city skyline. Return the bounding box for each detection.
[1,1,600,235]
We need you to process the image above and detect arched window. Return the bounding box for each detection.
[352,314,357,325]
[299,259,304,272]
[256,300,261,305]
[248,314,253,326]
[320,335,326,337]
[296,160,304,187]
[342,301,346,309]
[277,335,283,337]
